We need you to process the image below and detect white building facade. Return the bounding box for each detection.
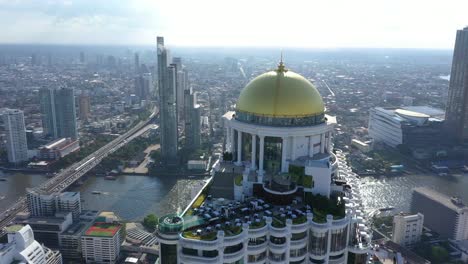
[392,213,424,247]
[2,109,28,164]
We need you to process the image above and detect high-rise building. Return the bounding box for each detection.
[79,93,91,122]
[134,52,139,73]
[0,225,63,264]
[157,36,178,163]
[79,51,85,64]
[411,187,468,240]
[27,189,82,220]
[40,87,78,139]
[173,57,187,122]
[183,88,201,150]
[134,73,152,102]
[157,62,372,264]
[1,109,28,164]
[392,212,424,248]
[445,26,468,142]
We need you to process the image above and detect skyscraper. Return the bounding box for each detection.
[79,93,91,122]
[157,36,179,164]
[184,88,201,150]
[134,52,140,73]
[2,109,28,164]
[40,87,78,139]
[173,57,188,123]
[445,26,468,142]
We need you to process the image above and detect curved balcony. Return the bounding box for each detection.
[290,237,308,249]
[269,255,287,264]
[331,217,349,228]
[179,254,220,264]
[310,220,330,231]
[248,223,268,238]
[224,234,245,247]
[348,244,371,254]
[179,236,220,251]
[248,257,267,264]
[289,254,307,263]
[291,220,309,233]
[269,224,288,237]
[223,247,245,263]
[247,241,267,255]
[268,242,288,254]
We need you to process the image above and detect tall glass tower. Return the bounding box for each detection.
[157,37,179,164]
[446,27,468,142]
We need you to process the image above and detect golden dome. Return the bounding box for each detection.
[236,64,324,118]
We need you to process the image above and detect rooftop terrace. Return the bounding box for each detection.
[84,222,121,237]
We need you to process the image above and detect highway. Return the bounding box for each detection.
[0,109,158,237]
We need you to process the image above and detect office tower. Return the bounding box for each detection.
[79,51,85,64]
[40,87,78,139]
[184,88,201,150]
[411,187,468,240]
[134,74,152,102]
[392,212,424,247]
[79,93,91,122]
[81,221,122,264]
[173,57,188,122]
[31,53,38,66]
[27,189,82,220]
[0,225,63,264]
[2,109,28,164]
[445,27,468,142]
[134,52,139,73]
[157,36,178,163]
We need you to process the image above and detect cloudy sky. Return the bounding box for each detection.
[0,0,467,48]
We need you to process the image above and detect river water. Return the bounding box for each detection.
[1,170,468,220]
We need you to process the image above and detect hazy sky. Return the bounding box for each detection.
[0,0,467,48]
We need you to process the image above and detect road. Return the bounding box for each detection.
[0,109,158,237]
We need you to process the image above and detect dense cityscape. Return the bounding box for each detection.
[1,2,468,263]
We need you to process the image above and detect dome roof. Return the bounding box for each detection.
[236,64,324,118]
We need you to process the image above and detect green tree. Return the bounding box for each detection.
[431,246,449,263]
[143,214,158,232]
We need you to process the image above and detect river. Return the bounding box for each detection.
[1,170,468,220]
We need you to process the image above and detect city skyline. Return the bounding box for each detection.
[0,0,467,49]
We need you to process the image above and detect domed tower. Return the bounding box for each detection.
[223,60,337,200]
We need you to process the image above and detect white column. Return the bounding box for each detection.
[327,132,332,152]
[320,133,325,153]
[308,136,313,157]
[250,134,256,171]
[230,127,235,153]
[226,126,231,152]
[235,130,242,166]
[281,136,288,173]
[291,136,297,161]
[258,135,265,178]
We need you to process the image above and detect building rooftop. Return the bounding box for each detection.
[84,222,121,237]
[5,224,24,233]
[413,187,468,212]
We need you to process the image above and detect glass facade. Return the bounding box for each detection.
[236,111,325,127]
[330,227,348,252]
[309,230,328,256]
[264,136,282,174]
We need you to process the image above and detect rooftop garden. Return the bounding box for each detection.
[305,192,346,223]
[249,219,266,229]
[182,225,242,241]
